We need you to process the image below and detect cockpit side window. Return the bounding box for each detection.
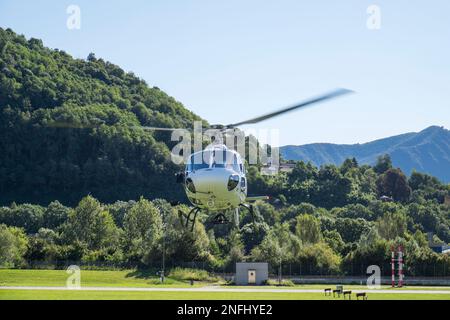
[232,154,240,172]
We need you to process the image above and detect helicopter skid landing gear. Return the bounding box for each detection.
[239,203,256,223]
[178,207,200,232]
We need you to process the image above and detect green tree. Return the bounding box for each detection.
[377,169,411,202]
[254,201,279,225]
[342,238,389,276]
[409,171,449,203]
[0,204,44,233]
[376,211,407,240]
[323,229,345,254]
[0,224,28,267]
[296,242,341,275]
[314,165,352,208]
[123,197,163,264]
[159,204,212,264]
[413,230,428,247]
[63,195,119,251]
[43,201,69,229]
[226,230,245,267]
[334,217,372,243]
[106,200,136,228]
[25,228,60,263]
[340,157,358,174]
[251,223,301,268]
[295,214,322,244]
[281,203,316,223]
[286,162,318,204]
[240,221,269,253]
[334,204,373,220]
[373,154,393,174]
[376,168,412,202]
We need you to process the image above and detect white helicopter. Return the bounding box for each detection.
[49,88,352,231]
[171,88,353,231]
[176,144,258,231]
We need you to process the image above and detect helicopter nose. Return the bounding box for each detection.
[190,169,233,194]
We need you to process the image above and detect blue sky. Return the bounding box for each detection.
[1,0,449,145]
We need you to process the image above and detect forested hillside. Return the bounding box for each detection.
[0,27,205,205]
[281,126,450,183]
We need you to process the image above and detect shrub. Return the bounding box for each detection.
[168,267,219,282]
[265,279,295,286]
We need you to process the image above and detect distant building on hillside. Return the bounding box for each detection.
[427,232,450,254]
[380,195,394,202]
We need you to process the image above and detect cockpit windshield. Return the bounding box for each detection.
[186,149,241,172]
[211,150,240,171]
[187,151,211,171]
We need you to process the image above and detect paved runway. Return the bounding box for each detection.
[1,286,450,294]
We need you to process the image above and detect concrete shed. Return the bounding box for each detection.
[235,262,268,285]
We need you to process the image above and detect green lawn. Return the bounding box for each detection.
[0,269,209,288]
[228,284,450,291]
[1,269,449,300]
[1,289,449,300]
[2,269,449,291]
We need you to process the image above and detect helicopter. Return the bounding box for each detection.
[48,88,352,231]
[171,88,353,231]
[176,143,260,231]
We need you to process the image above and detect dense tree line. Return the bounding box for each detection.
[1,156,449,276]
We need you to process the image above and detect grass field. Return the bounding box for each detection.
[1,269,449,300]
[0,269,206,287]
[2,289,450,300]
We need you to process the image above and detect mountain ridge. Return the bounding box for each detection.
[280,126,450,183]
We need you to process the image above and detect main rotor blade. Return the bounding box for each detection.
[46,121,188,132]
[226,88,353,128]
[46,121,99,129]
[139,126,190,132]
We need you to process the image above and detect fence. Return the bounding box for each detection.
[23,260,450,278]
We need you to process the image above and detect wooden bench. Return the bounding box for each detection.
[343,290,352,299]
[324,288,332,296]
[356,292,367,300]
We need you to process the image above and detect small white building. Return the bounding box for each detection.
[235,262,268,285]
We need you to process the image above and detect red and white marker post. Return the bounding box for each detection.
[390,245,404,287]
[391,246,395,287]
[398,245,404,288]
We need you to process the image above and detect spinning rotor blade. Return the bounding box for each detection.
[44,88,352,133]
[46,120,187,132]
[46,121,99,129]
[226,88,353,128]
[139,126,189,132]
